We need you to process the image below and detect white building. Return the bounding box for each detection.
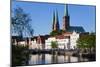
[29,39,38,49]
[70,31,79,49]
[45,31,79,50]
[45,36,70,49]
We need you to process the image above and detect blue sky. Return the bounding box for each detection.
[12,1,96,36]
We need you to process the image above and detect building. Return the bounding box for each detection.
[45,35,70,49]
[12,4,86,50]
[12,36,32,47]
[45,31,79,49]
[29,35,49,49]
[52,4,85,33]
[70,31,79,49]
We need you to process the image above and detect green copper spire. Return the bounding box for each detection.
[64,4,68,16]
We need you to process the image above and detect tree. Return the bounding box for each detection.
[50,30,65,36]
[50,31,59,36]
[77,33,96,53]
[51,41,58,49]
[11,7,34,66]
[11,7,34,38]
[12,45,29,66]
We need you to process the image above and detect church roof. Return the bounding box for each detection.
[67,26,85,33]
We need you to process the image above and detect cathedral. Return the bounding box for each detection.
[52,5,85,33]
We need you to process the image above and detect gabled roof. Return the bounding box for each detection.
[67,26,85,33]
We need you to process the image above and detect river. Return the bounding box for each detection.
[28,54,89,65]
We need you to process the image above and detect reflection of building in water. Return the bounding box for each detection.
[29,54,88,65]
[12,4,87,50]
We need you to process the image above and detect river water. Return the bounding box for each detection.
[28,54,89,65]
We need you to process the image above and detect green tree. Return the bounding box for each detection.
[12,45,29,66]
[51,41,58,49]
[77,33,96,53]
[50,30,65,36]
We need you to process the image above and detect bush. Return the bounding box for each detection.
[12,45,29,66]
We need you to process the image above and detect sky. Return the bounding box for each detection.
[12,1,96,36]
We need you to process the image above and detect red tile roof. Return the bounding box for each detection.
[55,35,70,39]
[62,32,72,36]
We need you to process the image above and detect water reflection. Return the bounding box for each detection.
[29,54,88,65]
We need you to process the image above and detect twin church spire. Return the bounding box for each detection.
[52,4,70,31]
[52,10,60,31]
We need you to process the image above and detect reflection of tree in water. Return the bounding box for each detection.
[55,53,58,63]
[77,53,89,62]
[78,53,81,62]
[52,53,58,64]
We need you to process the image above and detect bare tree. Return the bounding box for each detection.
[11,7,34,38]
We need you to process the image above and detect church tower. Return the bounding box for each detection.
[52,10,60,31]
[62,4,70,31]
